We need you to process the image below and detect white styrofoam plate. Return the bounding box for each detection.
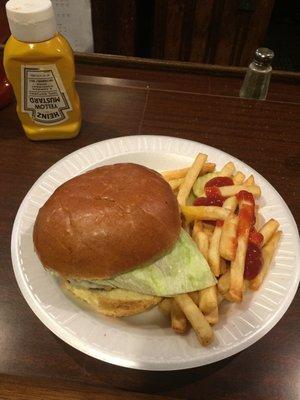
[11,135,299,370]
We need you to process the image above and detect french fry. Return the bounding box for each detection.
[244,175,254,186]
[194,230,209,260]
[223,275,249,301]
[175,294,214,346]
[223,196,238,212]
[192,220,202,240]
[219,214,239,261]
[168,178,184,191]
[220,258,228,275]
[205,307,219,325]
[182,218,191,235]
[162,167,189,181]
[259,219,280,247]
[229,236,248,302]
[220,162,235,177]
[208,225,222,276]
[177,154,208,205]
[219,184,261,198]
[200,162,216,175]
[189,291,199,305]
[199,285,218,314]
[255,209,264,229]
[202,222,215,233]
[181,205,230,221]
[208,197,237,276]
[229,194,255,302]
[171,299,187,334]
[202,223,214,241]
[249,231,282,290]
[161,162,215,181]
[217,270,230,294]
[193,221,210,259]
[203,229,213,242]
[158,298,172,316]
[233,171,245,185]
[217,292,223,305]
[223,291,236,302]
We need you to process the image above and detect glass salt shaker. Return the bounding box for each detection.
[239,48,274,100]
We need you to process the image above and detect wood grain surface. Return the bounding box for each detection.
[0,58,299,400]
[91,0,137,56]
[151,0,274,65]
[0,374,175,400]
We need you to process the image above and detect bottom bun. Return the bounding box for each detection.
[63,281,162,317]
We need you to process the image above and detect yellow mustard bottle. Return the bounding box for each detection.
[3,0,81,140]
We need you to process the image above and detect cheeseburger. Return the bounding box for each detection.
[33,163,215,317]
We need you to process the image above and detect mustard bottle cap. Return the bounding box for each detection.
[6,0,57,43]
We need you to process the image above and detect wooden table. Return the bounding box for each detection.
[0,53,299,400]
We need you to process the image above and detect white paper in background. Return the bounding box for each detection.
[51,0,94,52]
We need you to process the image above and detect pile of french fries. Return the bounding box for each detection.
[159,153,281,346]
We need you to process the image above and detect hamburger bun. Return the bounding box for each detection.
[33,163,181,279]
[63,281,161,317]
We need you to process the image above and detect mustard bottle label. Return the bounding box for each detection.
[21,64,73,125]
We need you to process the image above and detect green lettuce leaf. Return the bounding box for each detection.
[72,229,216,297]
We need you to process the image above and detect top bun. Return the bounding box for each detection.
[33,163,181,279]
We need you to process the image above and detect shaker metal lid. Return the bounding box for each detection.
[254,48,274,67]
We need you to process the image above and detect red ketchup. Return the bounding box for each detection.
[193,176,234,225]
[205,176,234,189]
[194,176,234,207]
[248,228,263,247]
[244,223,263,280]
[193,192,223,207]
[236,189,255,205]
[244,241,263,280]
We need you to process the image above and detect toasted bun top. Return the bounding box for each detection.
[33,163,181,279]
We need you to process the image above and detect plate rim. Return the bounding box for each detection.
[11,135,300,371]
